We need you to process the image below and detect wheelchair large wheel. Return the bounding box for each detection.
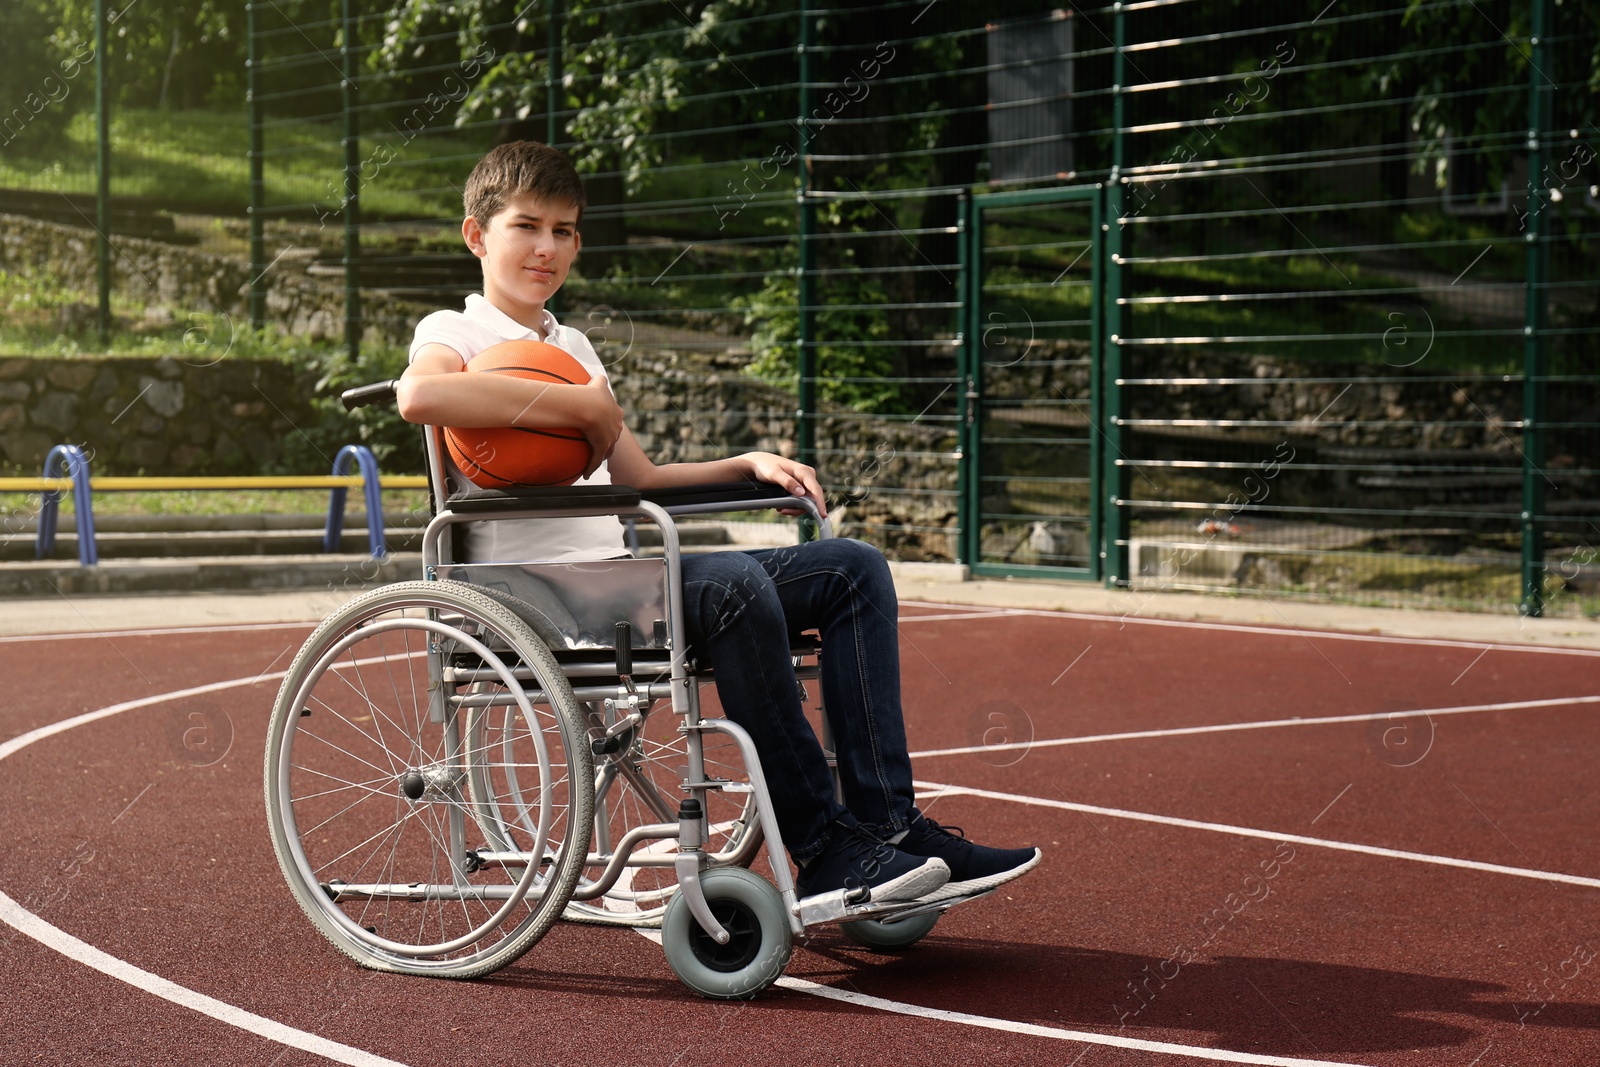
[263,581,593,979]
[660,867,792,999]
[561,707,761,927]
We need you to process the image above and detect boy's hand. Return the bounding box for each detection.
[577,376,625,478]
[741,453,826,518]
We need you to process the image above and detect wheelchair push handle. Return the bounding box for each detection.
[341,380,399,411]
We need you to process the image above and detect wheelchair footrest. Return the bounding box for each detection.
[796,887,870,926]
[796,886,996,927]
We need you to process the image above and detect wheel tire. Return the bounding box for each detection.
[840,910,939,951]
[661,867,792,999]
[263,580,593,978]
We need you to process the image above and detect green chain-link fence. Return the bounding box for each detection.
[1098,0,1598,618]
[181,0,1600,615]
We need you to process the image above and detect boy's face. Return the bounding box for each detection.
[462,193,582,327]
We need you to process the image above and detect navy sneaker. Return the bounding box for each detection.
[892,814,1041,901]
[797,820,949,903]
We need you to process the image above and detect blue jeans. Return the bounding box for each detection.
[679,538,916,863]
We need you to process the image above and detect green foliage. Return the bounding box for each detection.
[0,263,295,360]
[282,342,424,475]
[52,0,244,110]
[736,269,903,415]
[0,0,91,149]
[377,0,705,193]
[1396,1,1530,190]
[1389,0,1598,191]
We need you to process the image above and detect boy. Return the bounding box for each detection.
[397,140,1040,905]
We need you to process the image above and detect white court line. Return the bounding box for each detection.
[897,600,1600,658]
[0,669,1384,1067]
[914,779,1600,890]
[776,976,1374,1067]
[911,694,1600,760]
[0,675,282,762]
[0,670,418,1067]
[0,889,408,1067]
[0,621,315,644]
[0,619,1582,1065]
[633,930,1371,1065]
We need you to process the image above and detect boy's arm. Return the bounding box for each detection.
[607,427,828,518]
[396,343,624,477]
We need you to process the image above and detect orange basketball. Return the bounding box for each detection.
[444,339,595,489]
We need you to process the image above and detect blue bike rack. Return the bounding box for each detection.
[324,444,387,558]
[36,444,98,566]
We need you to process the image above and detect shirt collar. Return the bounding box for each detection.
[464,293,560,341]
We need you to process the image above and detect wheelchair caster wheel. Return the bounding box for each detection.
[661,868,791,999]
[841,910,939,951]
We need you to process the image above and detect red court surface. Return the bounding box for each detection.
[2,602,1599,1066]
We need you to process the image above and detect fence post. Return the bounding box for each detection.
[341,0,361,364]
[1519,0,1553,616]
[1101,2,1130,589]
[795,0,816,476]
[1088,182,1106,582]
[546,0,564,146]
[793,1,818,542]
[956,192,973,566]
[94,0,111,343]
[247,2,266,330]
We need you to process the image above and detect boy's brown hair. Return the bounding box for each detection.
[463,140,587,225]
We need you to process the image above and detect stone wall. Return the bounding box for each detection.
[1000,341,1529,451]
[13,338,1546,559]
[0,345,959,560]
[0,356,314,475]
[618,348,958,559]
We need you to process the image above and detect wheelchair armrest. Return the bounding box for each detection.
[446,485,644,514]
[637,481,793,507]
[638,479,827,535]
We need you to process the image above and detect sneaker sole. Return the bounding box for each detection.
[867,857,950,903]
[917,848,1041,903]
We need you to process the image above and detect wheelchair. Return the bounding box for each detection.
[262,381,985,998]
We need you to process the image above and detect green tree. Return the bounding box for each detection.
[1387,0,1598,192]
[0,0,91,149]
[52,0,245,110]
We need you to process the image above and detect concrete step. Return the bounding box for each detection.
[6,512,382,533]
[9,528,426,561]
[0,553,423,598]
[0,527,800,597]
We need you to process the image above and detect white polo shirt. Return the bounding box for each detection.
[409,294,628,562]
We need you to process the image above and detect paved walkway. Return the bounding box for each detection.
[5,567,1598,649]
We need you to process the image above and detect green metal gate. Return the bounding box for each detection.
[961,185,1105,579]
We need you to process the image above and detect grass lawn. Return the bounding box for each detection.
[0,107,492,220]
[0,263,361,362]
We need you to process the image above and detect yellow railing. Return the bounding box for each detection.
[0,476,430,491]
[24,444,427,565]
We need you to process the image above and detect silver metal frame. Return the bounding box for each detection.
[418,422,845,940]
